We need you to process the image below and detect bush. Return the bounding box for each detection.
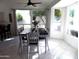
[16,13,23,21]
[55,9,61,17]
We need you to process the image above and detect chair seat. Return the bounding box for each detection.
[39,28,48,40]
[29,43,38,45]
[27,29,39,55]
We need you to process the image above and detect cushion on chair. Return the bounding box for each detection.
[39,28,48,35]
[39,28,48,39]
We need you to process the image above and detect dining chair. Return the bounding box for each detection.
[18,34,28,55]
[27,29,39,58]
[5,24,11,38]
[39,28,49,53]
[18,29,31,55]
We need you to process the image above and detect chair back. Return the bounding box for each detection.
[28,29,39,44]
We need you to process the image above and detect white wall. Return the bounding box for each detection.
[64,2,79,49]
[0,2,10,23]
[45,9,51,30]
[0,1,17,36]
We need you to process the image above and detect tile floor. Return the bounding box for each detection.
[0,36,78,59]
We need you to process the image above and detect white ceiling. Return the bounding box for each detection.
[53,0,78,8]
[0,0,60,10]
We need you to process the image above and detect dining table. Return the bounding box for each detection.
[18,28,48,54]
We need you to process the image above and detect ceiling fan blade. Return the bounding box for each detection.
[32,2,42,4]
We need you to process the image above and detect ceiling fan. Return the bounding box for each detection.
[25,0,42,7]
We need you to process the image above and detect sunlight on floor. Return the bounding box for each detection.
[32,39,77,59]
[32,54,38,59]
[48,39,77,59]
[4,38,14,41]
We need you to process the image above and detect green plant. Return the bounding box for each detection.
[16,13,23,21]
[33,10,45,16]
[55,9,61,17]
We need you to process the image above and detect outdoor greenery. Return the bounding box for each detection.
[33,10,45,16]
[55,9,61,17]
[16,13,23,21]
[54,9,62,21]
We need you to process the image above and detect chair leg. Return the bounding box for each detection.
[17,36,23,55]
[37,44,39,54]
[27,45,29,59]
[17,41,22,55]
[37,43,40,59]
[45,38,47,53]
[45,38,50,53]
[47,41,49,51]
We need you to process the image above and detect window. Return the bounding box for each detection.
[35,16,46,28]
[16,10,31,29]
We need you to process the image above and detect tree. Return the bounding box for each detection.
[16,13,23,21]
